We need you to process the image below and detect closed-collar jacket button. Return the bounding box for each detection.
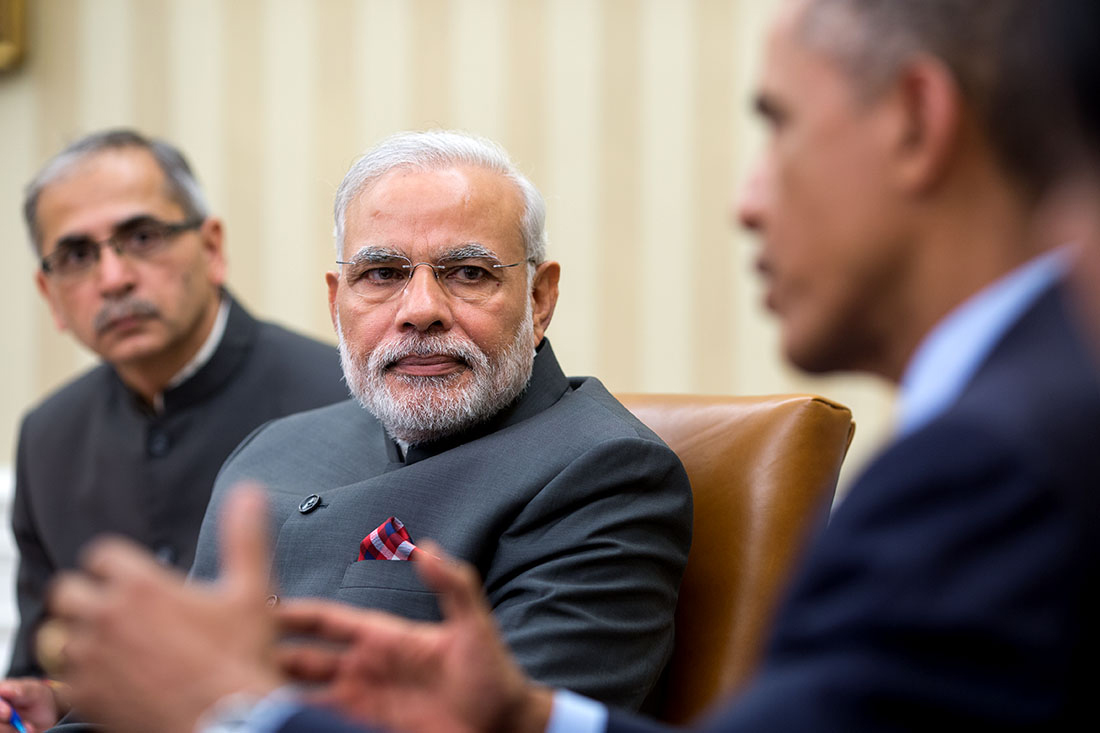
[147,430,170,457]
[298,493,320,513]
[154,545,176,565]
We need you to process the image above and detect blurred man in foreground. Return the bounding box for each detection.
[38,0,1100,731]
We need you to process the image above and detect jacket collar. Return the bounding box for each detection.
[117,291,260,416]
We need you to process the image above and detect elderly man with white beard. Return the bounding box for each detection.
[187,130,693,711]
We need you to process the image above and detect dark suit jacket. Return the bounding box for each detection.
[604,283,1100,731]
[10,294,347,677]
[190,340,692,710]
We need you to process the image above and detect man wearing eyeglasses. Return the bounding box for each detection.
[5,130,347,692]
[182,130,691,713]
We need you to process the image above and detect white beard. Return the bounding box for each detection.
[336,302,535,445]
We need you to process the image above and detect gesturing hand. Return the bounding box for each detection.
[47,484,283,733]
[278,541,554,733]
[0,677,65,733]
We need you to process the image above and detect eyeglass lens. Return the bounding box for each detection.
[340,256,522,303]
[42,216,199,277]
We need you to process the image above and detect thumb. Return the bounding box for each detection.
[219,482,273,597]
[414,540,489,622]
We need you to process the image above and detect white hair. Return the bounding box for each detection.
[333,130,547,263]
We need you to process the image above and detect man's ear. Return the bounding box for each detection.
[529,261,560,347]
[200,217,228,287]
[888,55,964,193]
[325,271,340,331]
[35,269,70,333]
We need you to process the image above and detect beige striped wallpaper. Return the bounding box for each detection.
[0,0,895,492]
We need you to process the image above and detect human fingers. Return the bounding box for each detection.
[79,536,177,586]
[273,642,341,683]
[414,540,490,622]
[0,683,25,713]
[0,678,60,724]
[277,600,402,643]
[278,602,430,681]
[0,679,41,710]
[45,572,102,624]
[218,483,273,599]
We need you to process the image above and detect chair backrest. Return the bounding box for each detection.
[617,393,855,724]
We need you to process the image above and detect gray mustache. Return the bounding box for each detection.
[94,299,160,334]
[376,337,478,371]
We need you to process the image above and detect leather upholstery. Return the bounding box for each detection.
[617,393,855,724]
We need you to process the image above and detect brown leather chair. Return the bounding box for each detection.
[617,393,855,724]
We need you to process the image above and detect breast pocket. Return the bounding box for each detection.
[336,559,442,622]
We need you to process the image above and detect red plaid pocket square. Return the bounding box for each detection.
[358,516,422,561]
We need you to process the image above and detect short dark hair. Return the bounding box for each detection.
[799,0,1074,198]
[23,129,209,253]
[334,130,547,264]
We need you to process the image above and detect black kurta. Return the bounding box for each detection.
[9,293,348,676]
